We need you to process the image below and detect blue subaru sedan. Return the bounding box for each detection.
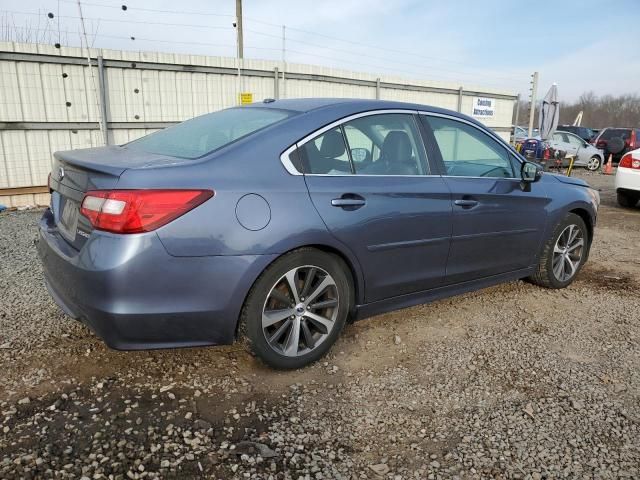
[38,99,599,369]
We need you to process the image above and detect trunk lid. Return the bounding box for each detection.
[49,146,182,250]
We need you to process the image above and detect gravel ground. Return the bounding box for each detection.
[1,171,639,479]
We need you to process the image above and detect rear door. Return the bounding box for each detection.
[549,132,576,162]
[300,111,452,303]
[420,113,549,284]
[563,132,590,164]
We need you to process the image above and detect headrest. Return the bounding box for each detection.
[320,129,346,158]
[382,131,413,161]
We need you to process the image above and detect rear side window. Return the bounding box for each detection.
[126,108,293,159]
[425,116,514,178]
[552,132,567,142]
[299,113,429,176]
[565,133,584,146]
[600,128,631,141]
[300,128,352,174]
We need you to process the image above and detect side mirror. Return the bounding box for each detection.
[350,148,368,163]
[521,161,542,183]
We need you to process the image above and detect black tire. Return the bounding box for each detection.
[527,213,589,289]
[586,155,601,171]
[607,137,625,155]
[617,191,639,208]
[239,248,351,369]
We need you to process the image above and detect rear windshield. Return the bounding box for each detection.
[126,107,293,159]
[600,128,631,140]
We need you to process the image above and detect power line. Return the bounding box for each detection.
[250,20,525,77]
[3,10,233,31]
[284,48,516,89]
[57,0,236,18]
[243,27,523,83]
[41,2,526,76]
[3,25,285,52]
[1,9,522,89]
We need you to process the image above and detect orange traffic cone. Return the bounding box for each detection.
[603,154,613,175]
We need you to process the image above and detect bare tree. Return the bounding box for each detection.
[0,12,68,45]
[515,92,640,129]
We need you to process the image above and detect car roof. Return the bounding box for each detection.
[246,97,478,122]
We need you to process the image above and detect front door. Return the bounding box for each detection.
[421,114,549,285]
[301,112,452,303]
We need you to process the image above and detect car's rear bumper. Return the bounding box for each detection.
[615,166,640,194]
[37,208,276,350]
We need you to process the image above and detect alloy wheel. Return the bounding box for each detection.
[552,224,585,282]
[262,266,339,357]
[587,157,600,171]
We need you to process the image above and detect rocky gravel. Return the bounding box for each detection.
[1,171,639,479]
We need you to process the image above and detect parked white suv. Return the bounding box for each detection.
[615,147,640,207]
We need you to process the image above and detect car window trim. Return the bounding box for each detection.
[280,109,440,177]
[565,131,583,146]
[418,111,522,180]
[338,124,357,174]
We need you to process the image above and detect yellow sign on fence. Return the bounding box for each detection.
[239,92,253,105]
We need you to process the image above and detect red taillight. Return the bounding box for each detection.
[630,130,637,149]
[619,153,640,170]
[80,189,214,234]
[543,147,551,160]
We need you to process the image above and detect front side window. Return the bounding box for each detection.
[127,107,293,159]
[425,116,514,178]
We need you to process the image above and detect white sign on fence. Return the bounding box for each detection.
[471,97,495,118]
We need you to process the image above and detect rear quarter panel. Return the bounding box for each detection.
[114,107,368,300]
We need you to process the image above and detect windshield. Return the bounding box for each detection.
[126,107,293,159]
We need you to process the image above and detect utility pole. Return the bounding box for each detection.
[234,0,243,104]
[281,25,286,99]
[235,0,243,59]
[513,93,520,145]
[528,71,539,138]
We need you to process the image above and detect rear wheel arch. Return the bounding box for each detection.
[234,244,361,339]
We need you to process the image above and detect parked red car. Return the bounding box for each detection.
[593,128,640,163]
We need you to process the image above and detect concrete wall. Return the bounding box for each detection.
[0,41,517,207]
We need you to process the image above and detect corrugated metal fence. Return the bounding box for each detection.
[0,41,517,207]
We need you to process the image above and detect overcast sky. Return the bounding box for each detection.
[2,0,639,101]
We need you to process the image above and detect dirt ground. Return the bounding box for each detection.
[1,170,639,479]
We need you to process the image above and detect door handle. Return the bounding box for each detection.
[454,199,479,208]
[331,198,366,207]
[331,194,366,208]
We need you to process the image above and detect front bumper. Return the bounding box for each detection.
[615,166,640,194]
[37,208,276,350]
